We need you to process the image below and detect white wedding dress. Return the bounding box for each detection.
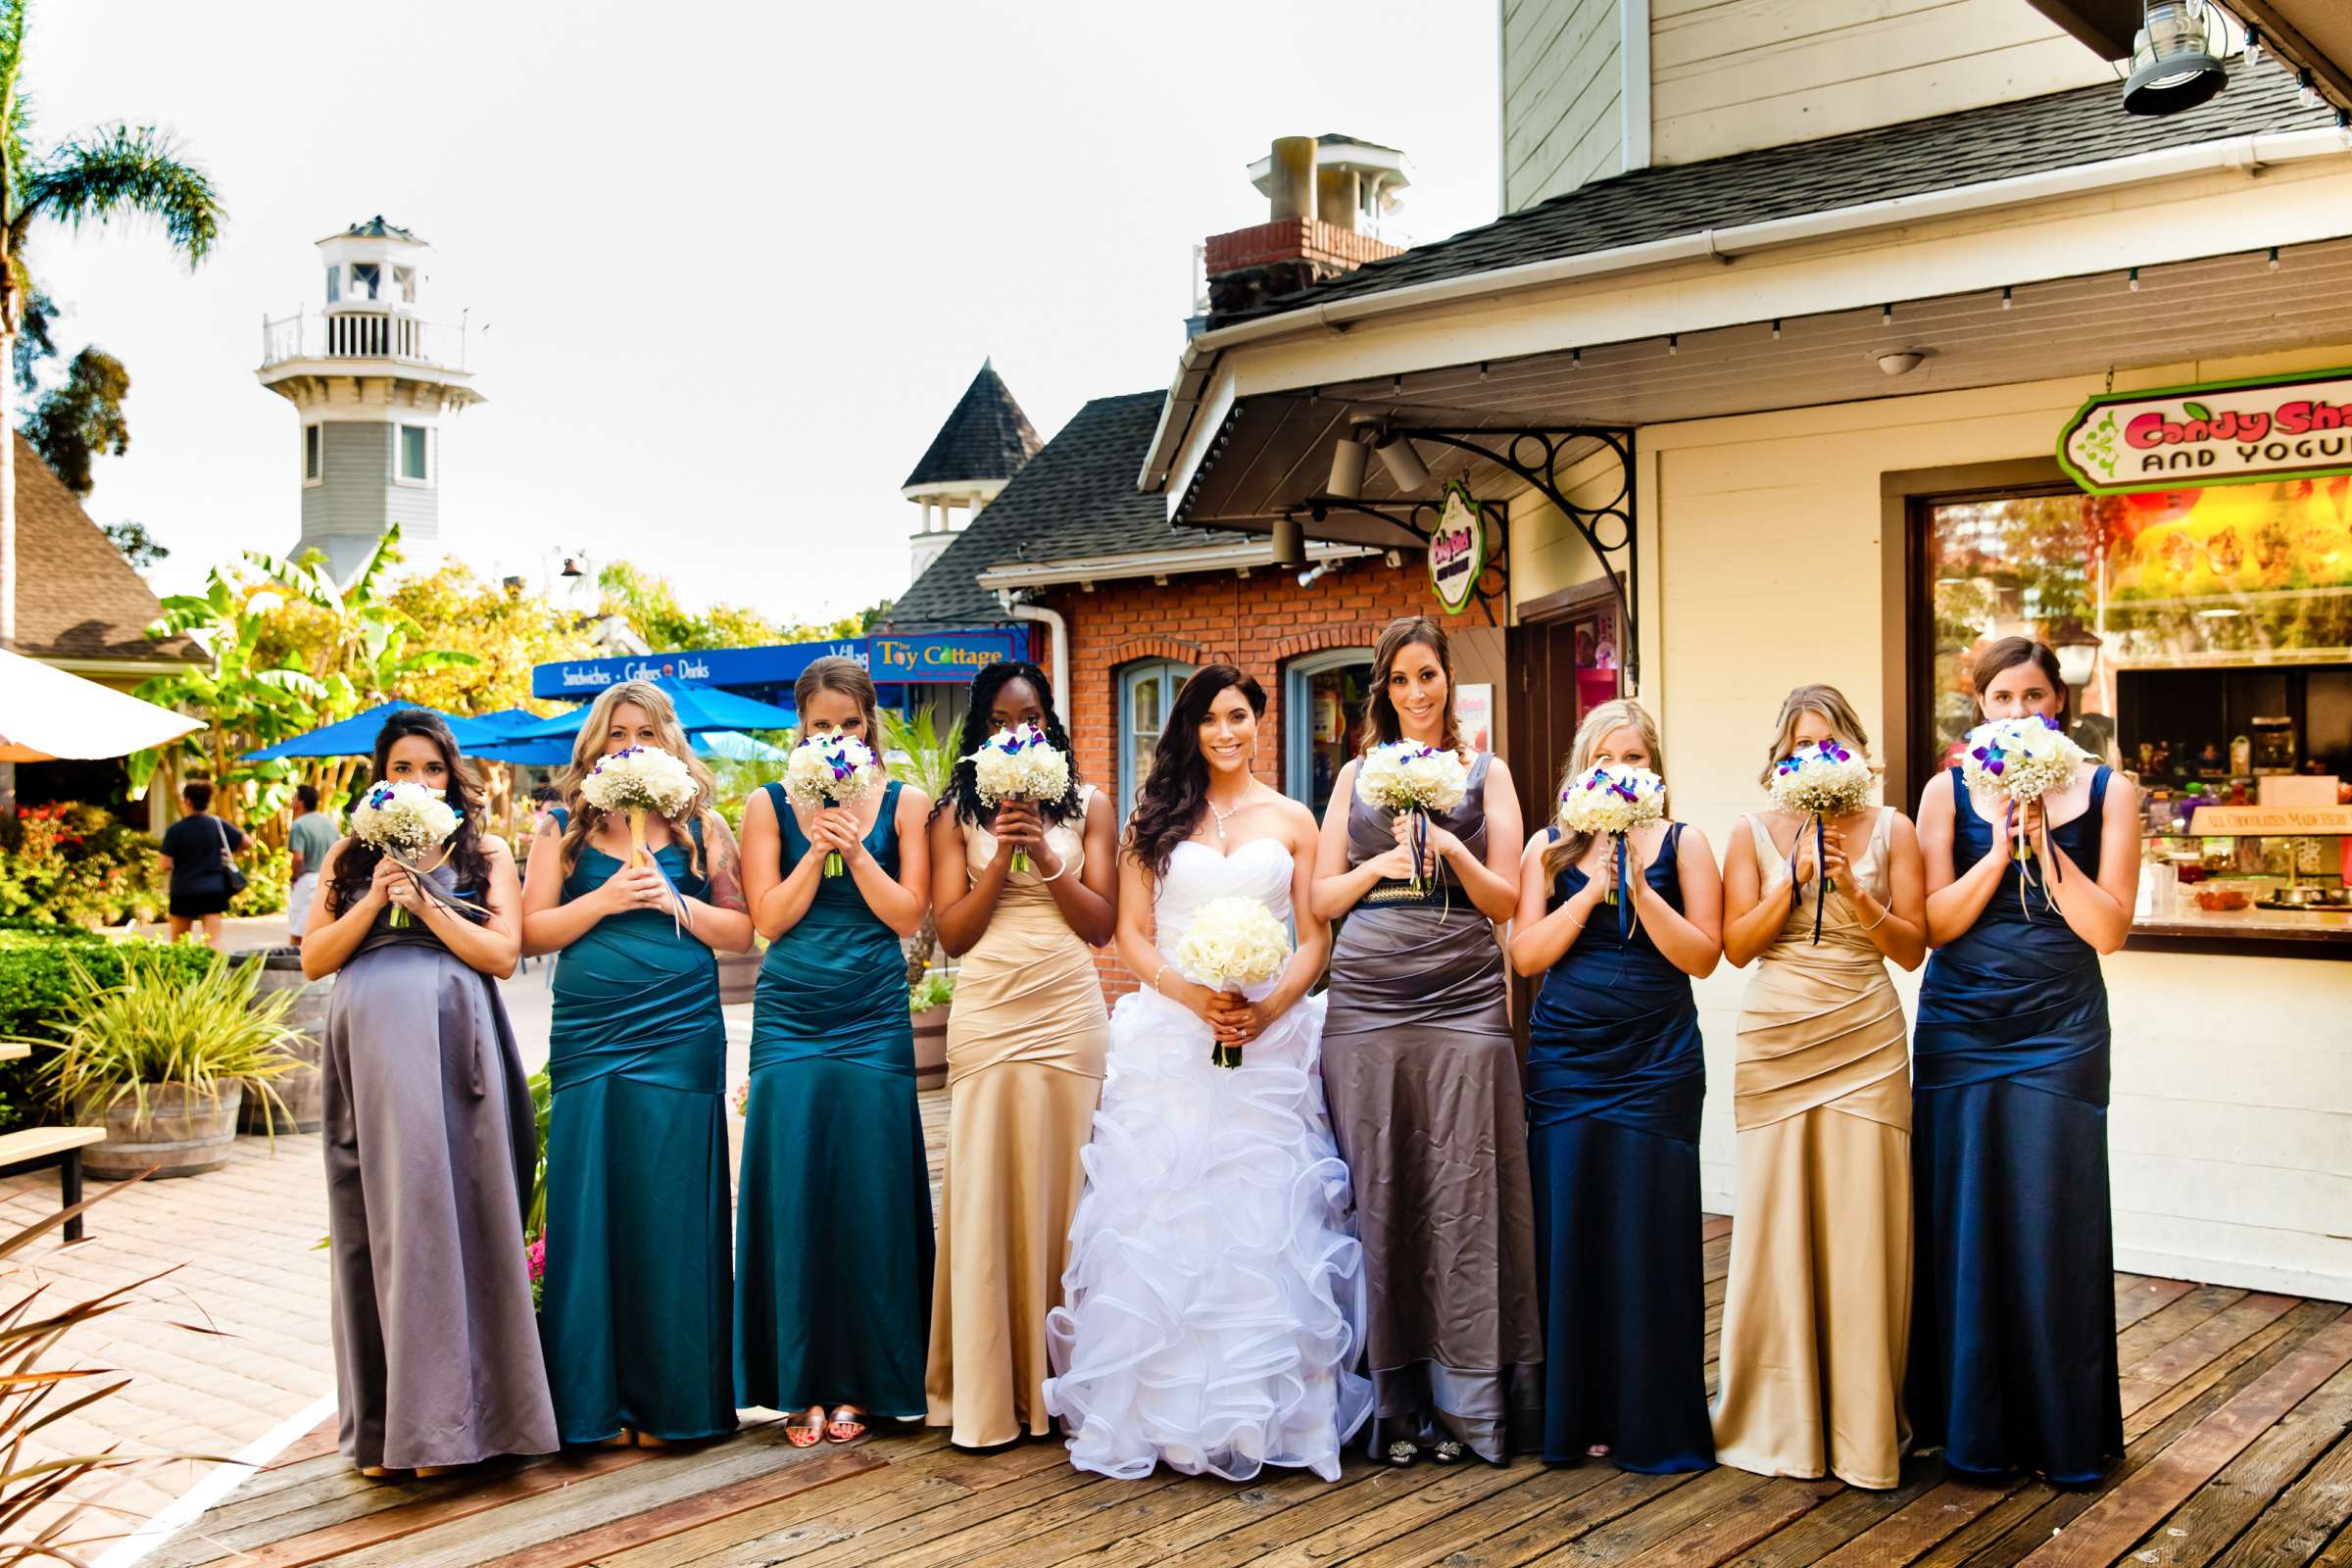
[1044,837,1372,1481]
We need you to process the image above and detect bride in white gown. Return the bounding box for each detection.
[1046,665,1372,1482]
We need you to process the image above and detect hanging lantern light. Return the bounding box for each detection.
[2124,0,2226,116]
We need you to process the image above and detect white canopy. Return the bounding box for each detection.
[0,647,206,762]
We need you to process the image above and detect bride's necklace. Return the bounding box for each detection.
[1204,791,1247,843]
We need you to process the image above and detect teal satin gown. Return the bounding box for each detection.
[735,780,934,1418]
[542,814,737,1444]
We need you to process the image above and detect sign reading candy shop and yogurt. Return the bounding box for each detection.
[2060,368,2352,495]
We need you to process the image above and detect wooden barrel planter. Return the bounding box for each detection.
[230,948,329,1134]
[716,945,763,1005]
[910,1001,950,1092]
[78,1083,245,1180]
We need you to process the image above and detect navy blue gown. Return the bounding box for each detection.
[1526,824,1714,1473]
[1910,766,2123,1485]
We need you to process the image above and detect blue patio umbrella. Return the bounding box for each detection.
[470,728,790,767]
[240,701,510,761]
[499,677,799,743]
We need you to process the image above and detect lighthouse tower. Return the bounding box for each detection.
[902,361,1041,585]
[257,218,482,582]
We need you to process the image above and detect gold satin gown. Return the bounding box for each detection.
[923,791,1109,1447]
[1710,807,1913,1489]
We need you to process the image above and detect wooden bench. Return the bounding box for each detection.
[0,1126,108,1243]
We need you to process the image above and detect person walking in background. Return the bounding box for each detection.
[522,680,752,1451]
[301,709,556,1479]
[1509,699,1722,1474]
[1311,617,1542,1468]
[1711,686,1925,1490]
[922,661,1114,1450]
[1911,638,2138,1485]
[285,783,337,950]
[735,656,936,1449]
[158,778,245,946]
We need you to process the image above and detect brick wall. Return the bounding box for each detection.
[1036,552,1470,1001]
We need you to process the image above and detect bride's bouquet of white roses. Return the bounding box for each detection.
[1354,741,1469,893]
[966,723,1072,873]
[1173,896,1292,1070]
[350,780,466,928]
[783,735,883,875]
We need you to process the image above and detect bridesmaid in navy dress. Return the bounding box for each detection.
[1912,637,2138,1484]
[1509,699,1722,1473]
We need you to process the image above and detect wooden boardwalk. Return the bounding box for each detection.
[134,1087,2352,1568]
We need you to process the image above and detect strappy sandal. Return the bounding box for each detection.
[1385,1440,1419,1467]
[825,1404,867,1444]
[785,1405,826,1448]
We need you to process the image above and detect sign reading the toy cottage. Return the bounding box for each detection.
[2060,368,2352,494]
[1428,481,1488,614]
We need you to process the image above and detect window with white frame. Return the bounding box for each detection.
[303,424,322,483]
[393,265,416,303]
[1117,660,1193,822]
[350,263,380,300]
[325,267,340,304]
[399,425,429,482]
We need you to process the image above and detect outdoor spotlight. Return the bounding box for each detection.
[1877,350,1926,376]
[1373,431,1430,492]
[2052,624,2101,687]
[1270,514,1308,569]
[1327,433,1369,499]
[2123,1,2226,117]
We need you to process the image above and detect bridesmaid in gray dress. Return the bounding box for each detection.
[1311,617,1543,1466]
[302,710,557,1477]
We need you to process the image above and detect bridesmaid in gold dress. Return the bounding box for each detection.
[923,661,1116,1448]
[1711,684,1926,1490]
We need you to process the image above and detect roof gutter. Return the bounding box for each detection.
[1139,125,2352,490]
[976,538,1373,593]
[994,594,1071,728]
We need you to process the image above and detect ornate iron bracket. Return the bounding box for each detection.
[1304,425,1639,680]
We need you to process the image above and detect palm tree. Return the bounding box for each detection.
[0,0,224,652]
[881,705,961,987]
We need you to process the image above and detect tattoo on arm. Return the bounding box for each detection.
[705,816,750,913]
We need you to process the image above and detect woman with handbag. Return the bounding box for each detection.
[158,778,248,946]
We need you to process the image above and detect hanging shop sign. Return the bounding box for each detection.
[1428,481,1489,614]
[2060,367,2352,494]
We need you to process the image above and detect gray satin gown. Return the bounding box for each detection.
[1319,751,1544,1461]
[321,864,558,1470]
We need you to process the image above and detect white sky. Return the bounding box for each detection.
[28,0,1500,622]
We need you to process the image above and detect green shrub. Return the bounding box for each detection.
[0,932,220,1131]
[15,946,299,1134]
[228,840,292,918]
[0,804,166,929]
[908,968,956,1012]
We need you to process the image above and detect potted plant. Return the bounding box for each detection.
[228,947,332,1133]
[881,706,960,991]
[23,947,299,1179]
[908,967,955,1091]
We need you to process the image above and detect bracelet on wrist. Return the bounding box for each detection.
[1861,906,1891,932]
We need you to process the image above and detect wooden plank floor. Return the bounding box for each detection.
[142,1092,2352,1568]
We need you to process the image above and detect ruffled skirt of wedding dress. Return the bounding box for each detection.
[1045,987,1372,1481]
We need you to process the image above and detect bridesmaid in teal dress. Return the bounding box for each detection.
[521,680,754,1448]
[736,656,935,1448]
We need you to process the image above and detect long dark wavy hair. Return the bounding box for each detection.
[1359,614,1463,755]
[1122,662,1264,881]
[325,708,495,919]
[937,660,1084,828]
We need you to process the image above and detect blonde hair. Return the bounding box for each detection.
[1757,684,1873,789]
[1543,698,1668,883]
[554,680,717,877]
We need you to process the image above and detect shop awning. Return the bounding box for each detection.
[0,648,206,761]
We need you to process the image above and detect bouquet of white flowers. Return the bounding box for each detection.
[580,745,697,865]
[1961,714,2090,910]
[1557,763,1667,911]
[783,735,883,876]
[1173,896,1293,1069]
[1769,740,1876,940]
[351,780,465,928]
[966,723,1073,873]
[1355,741,1470,893]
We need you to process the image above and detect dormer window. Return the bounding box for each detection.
[350,262,380,300]
[394,266,416,303]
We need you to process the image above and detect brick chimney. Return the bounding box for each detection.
[1202,135,1407,324]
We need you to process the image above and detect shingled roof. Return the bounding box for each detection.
[1235,59,2334,320]
[902,361,1045,491]
[9,434,202,665]
[886,390,1236,631]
